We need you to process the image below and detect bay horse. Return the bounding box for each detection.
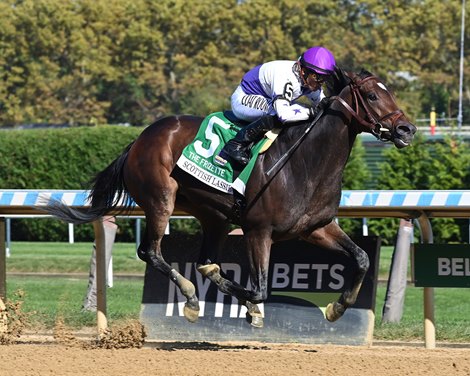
[45,67,416,327]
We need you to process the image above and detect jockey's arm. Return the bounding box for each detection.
[273,98,310,123]
[273,89,325,124]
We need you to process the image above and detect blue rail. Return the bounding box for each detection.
[1,189,469,218]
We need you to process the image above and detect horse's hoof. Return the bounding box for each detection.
[184,304,199,323]
[244,301,263,328]
[250,314,264,328]
[247,310,264,328]
[325,302,345,322]
[325,303,335,322]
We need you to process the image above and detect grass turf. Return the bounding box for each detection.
[4,242,470,342]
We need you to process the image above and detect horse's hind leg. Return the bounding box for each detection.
[137,191,199,323]
[302,221,370,322]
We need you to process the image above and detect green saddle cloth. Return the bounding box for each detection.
[176,112,267,195]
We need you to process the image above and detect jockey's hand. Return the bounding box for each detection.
[309,97,330,118]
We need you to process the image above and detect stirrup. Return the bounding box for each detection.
[214,152,229,166]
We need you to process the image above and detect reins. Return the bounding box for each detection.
[265,107,324,177]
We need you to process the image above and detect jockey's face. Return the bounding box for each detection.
[301,67,327,92]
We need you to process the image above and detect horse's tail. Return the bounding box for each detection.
[44,142,135,224]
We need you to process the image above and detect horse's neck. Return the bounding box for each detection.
[304,104,357,165]
[267,114,354,196]
[268,86,359,184]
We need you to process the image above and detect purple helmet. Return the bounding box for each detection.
[299,46,336,75]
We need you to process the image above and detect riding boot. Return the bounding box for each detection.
[216,115,279,166]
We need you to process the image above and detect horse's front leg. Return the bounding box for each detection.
[196,226,270,328]
[196,263,264,327]
[301,221,370,322]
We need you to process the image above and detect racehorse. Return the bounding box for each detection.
[45,67,416,328]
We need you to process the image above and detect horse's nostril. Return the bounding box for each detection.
[397,123,416,135]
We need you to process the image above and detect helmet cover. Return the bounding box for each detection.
[299,46,336,75]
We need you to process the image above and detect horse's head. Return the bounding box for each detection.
[329,68,417,148]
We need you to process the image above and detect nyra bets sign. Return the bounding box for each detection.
[140,234,380,345]
[414,244,470,287]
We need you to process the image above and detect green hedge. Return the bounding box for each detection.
[0,126,143,241]
[0,126,142,189]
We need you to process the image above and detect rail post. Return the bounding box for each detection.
[417,213,435,349]
[0,218,6,334]
[93,219,108,336]
[0,218,6,300]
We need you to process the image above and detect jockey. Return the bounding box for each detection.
[216,46,336,166]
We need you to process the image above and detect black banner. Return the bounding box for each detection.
[141,235,380,345]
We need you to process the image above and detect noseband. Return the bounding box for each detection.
[331,76,404,141]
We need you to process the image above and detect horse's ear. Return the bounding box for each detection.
[324,66,351,96]
[335,67,352,85]
[359,68,373,78]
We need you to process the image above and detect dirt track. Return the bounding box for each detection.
[1,341,470,376]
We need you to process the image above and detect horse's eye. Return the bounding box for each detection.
[368,93,377,101]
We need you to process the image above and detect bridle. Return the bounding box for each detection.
[331,75,405,141]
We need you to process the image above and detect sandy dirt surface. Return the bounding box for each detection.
[1,340,470,376]
[1,309,469,375]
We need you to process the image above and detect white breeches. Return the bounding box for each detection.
[230,86,275,122]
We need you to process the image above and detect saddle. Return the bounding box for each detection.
[176,111,267,197]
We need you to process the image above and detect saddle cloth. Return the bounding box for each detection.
[176,111,268,196]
